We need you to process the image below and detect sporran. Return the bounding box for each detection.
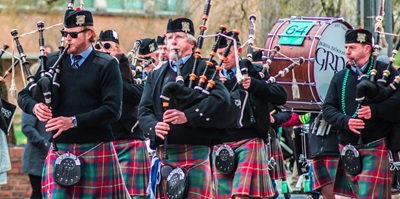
[214,144,236,174]
[165,166,189,199]
[340,144,362,176]
[53,152,82,186]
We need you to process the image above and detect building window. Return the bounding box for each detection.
[0,0,184,16]
[101,0,184,14]
[106,0,144,12]
[155,0,181,12]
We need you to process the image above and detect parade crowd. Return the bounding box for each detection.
[2,4,400,199]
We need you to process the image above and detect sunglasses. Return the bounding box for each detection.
[138,56,152,62]
[60,29,89,39]
[95,42,112,50]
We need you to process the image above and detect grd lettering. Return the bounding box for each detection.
[315,47,346,72]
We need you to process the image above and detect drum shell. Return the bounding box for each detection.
[265,17,352,110]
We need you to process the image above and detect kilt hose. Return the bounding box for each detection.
[268,138,287,180]
[113,138,150,197]
[311,155,339,191]
[335,138,391,198]
[156,144,214,199]
[212,138,275,199]
[42,142,130,199]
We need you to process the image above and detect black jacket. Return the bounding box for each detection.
[323,60,400,145]
[138,55,232,149]
[222,59,287,142]
[111,54,144,140]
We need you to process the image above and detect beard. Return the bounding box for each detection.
[67,41,88,55]
[169,46,182,61]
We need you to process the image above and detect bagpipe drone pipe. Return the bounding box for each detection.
[353,11,400,152]
[14,0,82,109]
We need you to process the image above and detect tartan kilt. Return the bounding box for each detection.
[212,138,275,199]
[335,138,391,198]
[268,138,287,180]
[42,142,130,199]
[156,144,213,199]
[113,138,150,197]
[311,155,339,191]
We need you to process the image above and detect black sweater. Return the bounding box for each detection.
[323,60,400,145]
[18,49,122,143]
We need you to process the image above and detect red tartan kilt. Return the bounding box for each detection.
[213,138,275,199]
[311,155,339,191]
[335,138,391,198]
[268,138,287,180]
[113,139,150,197]
[42,142,130,199]
[156,144,214,199]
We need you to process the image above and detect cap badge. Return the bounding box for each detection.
[112,30,118,40]
[181,22,190,33]
[76,15,86,26]
[357,33,366,43]
[149,43,156,52]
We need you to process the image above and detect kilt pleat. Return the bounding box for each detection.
[212,138,275,199]
[335,138,391,198]
[113,139,150,197]
[156,144,214,199]
[311,155,339,191]
[42,142,130,199]
[268,138,287,180]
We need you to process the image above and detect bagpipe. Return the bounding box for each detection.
[125,39,157,85]
[6,1,85,110]
[354,2,400,104]
[351,1,400,168]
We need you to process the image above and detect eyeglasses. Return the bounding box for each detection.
[60,29,89,39]
[95,42,112,50]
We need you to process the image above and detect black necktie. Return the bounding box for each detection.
[72,55,82,69]
[170,60,183,72]
[227,69,235,80]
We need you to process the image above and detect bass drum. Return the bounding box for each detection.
[265,17,352,110]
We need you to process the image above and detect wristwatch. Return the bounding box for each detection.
[71,116,78,128]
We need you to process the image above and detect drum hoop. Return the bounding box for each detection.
[266,19,289,57]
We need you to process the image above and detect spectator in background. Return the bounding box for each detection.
[21,112,51,199]
[155,35,168,64]
[21,62,52,199]
[0,99,11,185]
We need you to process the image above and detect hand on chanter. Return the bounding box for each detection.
[357,105,371,120]
[155,122,169,140]
[348,118,365,134]
[163,109,187,125]
[33,102,52,122]
[46,116,75,138]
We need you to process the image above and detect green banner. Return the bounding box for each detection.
[278,20,315,46]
